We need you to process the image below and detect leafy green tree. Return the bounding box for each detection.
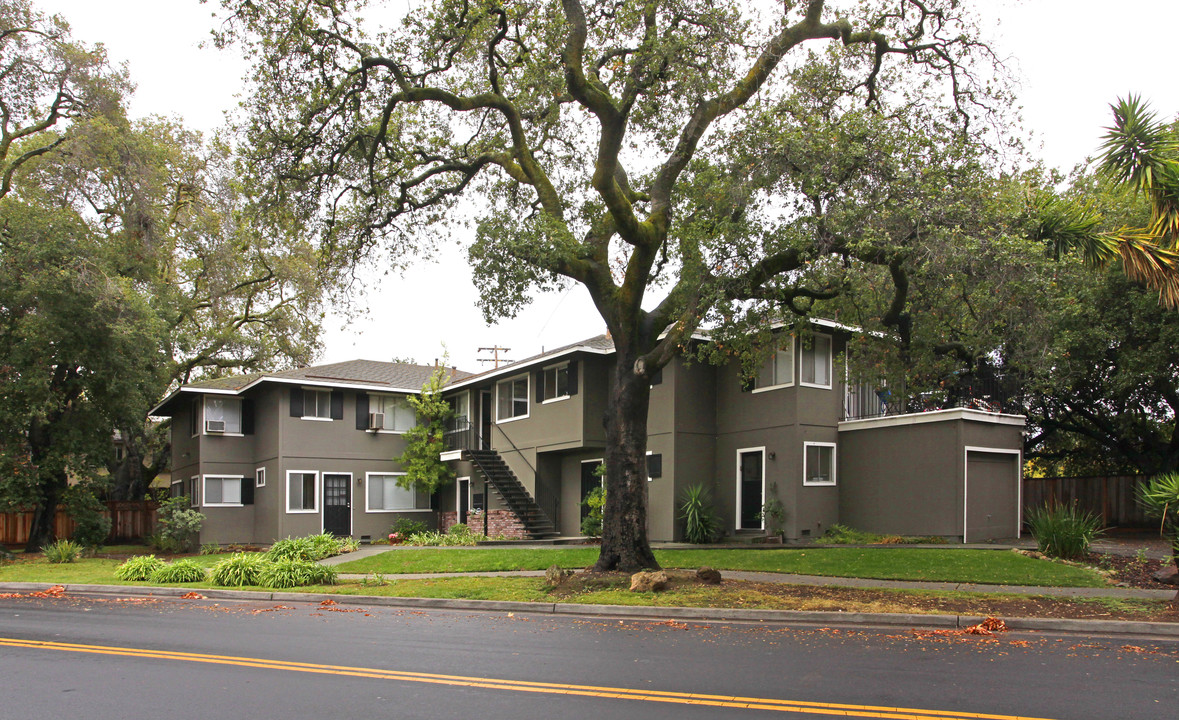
[394,363,455,494]
[214,0,1016,570]
[0,0,126,197]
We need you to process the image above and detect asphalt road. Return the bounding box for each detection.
[0,591,1176,720]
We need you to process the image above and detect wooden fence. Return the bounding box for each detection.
[0,501,158,546]
[1023,475,1152,528]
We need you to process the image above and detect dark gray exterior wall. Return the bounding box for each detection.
[837,411,1024,540]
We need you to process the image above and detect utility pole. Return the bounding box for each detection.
[477,346,513,368]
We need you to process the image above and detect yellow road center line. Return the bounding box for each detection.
[0,637,1054,720]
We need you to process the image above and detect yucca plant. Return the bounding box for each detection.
[210,553,266,587]
[1137,472,1179,599]
[678,484,720,544]
[150,559,208,584]
[1025,502,1104,560]
[115,554,166,581]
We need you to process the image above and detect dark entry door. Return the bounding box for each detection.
[457,478,470,524]
[480,390,493,450]
[739,450,763,529]
[581,461,601,521]
[323,473,351,536]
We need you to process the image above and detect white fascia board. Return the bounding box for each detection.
[838,407,1026,432]
[244,376,423,395]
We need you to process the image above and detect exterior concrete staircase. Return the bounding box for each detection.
[466,449,559,539]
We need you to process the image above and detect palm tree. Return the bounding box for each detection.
[1136,472,1179,601]
[1032,96,1179,308]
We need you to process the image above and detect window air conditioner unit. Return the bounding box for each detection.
[205,420,226,433]
[368,412,385,430]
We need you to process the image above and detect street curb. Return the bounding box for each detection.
[4,581,1178,639]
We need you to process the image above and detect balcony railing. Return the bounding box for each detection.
[444,416,478,452]
[843,375,1014,421]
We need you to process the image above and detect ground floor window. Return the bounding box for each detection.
[287,471,318,512]
[203,476,244,506]
[366,473,430,512]
[803,442,836,486]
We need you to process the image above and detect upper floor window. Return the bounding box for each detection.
[448,391,469,420]
[203,397,242,434]
[541,364,570,402]
[369,395,416,432]
[303,388,333,419]
[800,334,832,388]
[754,339,794,392]
[497,375,529,421]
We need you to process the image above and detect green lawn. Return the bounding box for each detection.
[333,547,1108,587]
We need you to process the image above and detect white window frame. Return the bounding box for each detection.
[369,394,417,433]
[170,477,184,499]
[752,337,795,393]
[188,476,199,507]
[541,363,571,404]
[302,388,333,421]
[735,447,766,531]
[496,374,530,423]
[286,470,320,513]
[202,475,245,507]
[189,398,201,438]
[255,467,266,488]
[802,442,837,486]
[799,333,833,389]
[364,472,431,513]
[449,391,470,421]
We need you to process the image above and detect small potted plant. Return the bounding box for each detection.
[387,532,403,545]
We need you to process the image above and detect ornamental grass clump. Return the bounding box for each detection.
[149,559,208,584]
[257,559,337,588]
[1026,502,1104,560]
[210,553,266,587]
[115,554,166,581]
[265,536,318,562]
[43,539,83,564]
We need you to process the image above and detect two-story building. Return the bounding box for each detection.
[151,325,1025,545]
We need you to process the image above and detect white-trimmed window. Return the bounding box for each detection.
[542,364,570,402]
[803,442,836,486]
[448,391,469,421]
[497,375,529,421]
[365,473,430,512]
[754,338,795,391]
[203,475,244,506]
[370,395,416,432]
[203,397,242,434]
[287,470,319,512]
[171,478,184,499]
[303,389,333,419]
[800,334,832,388]
[188,476,199,507]
[255,467,266,488]
[189,398,200,437]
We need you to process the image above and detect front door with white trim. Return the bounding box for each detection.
[738,449,764,530]
[323,473,352,536]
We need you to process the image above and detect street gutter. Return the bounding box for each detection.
[3,581,1177,640]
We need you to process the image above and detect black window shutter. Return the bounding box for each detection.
[289,388,304,417]
[567,361,579,396]
[647,453,663,479]
[330,389,344,419]
[241,478,255,505]
[356,393,370,430]
[241,398,255,435]
[535,371,544,403]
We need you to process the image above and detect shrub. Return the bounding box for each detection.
[43,539,83,564]
[1026,502,1104,560]
[63,484,111,548]
[257,559,337,588]
[150,559,208,584]
[405,529,487,546]
[448,523,469,535]
[821,524,883,544]
[199,543,223,555]
[266,536,318,562]
[337,536,361,553]
[679,484,721,544]
[151,494,205,553]
[308,532,342,560]
[210,553,266,587]
[115,554,166,581]
[581,485,605,538]
[391,517,428,537]
[1138,472,1179,573]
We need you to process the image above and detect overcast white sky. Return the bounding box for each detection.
[36,0,1179,371]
